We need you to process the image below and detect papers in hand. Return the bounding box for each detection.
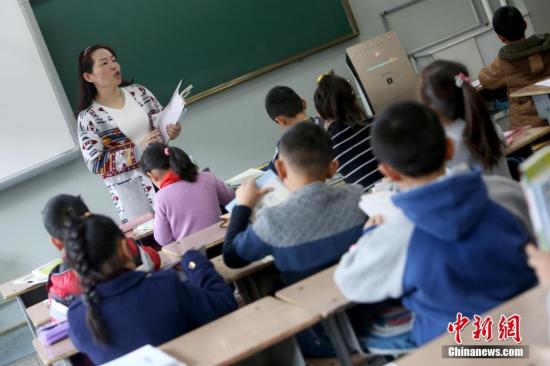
[103,344,186,366]
[225,168,265,189]
[225,170,290,221]
[155,80,189,142]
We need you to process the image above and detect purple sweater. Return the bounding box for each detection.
[153,172,235,245]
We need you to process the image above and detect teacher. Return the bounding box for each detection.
[76,44,181,223]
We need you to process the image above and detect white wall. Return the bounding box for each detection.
[1,0,548,282]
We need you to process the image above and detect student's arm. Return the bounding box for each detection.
[334,217,413,303]
[153,200,175,246]
[140,245,161,271]
[77,113,139,176]
[211,173,236,206]
[177,250,237,326]
[223,206,271,268]
[479,59,506,90]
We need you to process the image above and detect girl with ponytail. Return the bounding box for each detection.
[140,143,235,246]
[419,60,511,177]
[64,213,236,364]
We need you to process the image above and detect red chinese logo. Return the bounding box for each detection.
[448,313,522,344]
[448,312,470,344]
[498,314,522,344]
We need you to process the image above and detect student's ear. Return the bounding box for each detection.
[50,237,64,251]
[444,137,455,162]
[274,159,287,180]
[301,98,307,111]
[326,159,339,178]
[497,34,509,44]
[117,239,134,264]
[274,116,288,128]
[378,163,402,182]
[523,19,528,32]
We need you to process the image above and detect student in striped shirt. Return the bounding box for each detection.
[314,72,383,190]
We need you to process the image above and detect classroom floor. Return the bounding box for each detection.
[0,324,35,366]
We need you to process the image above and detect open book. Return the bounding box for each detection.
[521,145,550,251]
[225,170,289,221]
[103,344,186,366]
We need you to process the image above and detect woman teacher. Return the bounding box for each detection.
[76,44,181,223]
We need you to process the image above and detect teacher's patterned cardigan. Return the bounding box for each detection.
[77,84,161,223]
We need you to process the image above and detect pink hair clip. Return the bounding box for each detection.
[454,73,471,88]
[164,147,170,156]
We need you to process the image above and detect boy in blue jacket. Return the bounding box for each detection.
[334,101,537,347]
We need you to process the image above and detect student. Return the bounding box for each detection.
[141,143,235,246]
[419,60,511,177]
[479,5,550,128]
[223,122,366,356]
[264,86,321,170]
[314,71,383,190]
[65,214,237,364]
[334,101,537,347]
[41,194,160,306]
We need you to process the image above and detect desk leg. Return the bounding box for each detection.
[322,316,354,366]
[335,311,368,356]
[16,296,36,338]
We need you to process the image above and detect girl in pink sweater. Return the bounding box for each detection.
[141,143,235,246]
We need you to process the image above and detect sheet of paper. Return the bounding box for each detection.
[13,272,48,286]
[535,79,550,88]
[103,344,186,366]
[359,191,401,219]
[156,80,186,142]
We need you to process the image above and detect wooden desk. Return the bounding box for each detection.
[510,79,550,123]
[276,266,361,366]
[161,221,227,256]
[394,286,550,365]
[161,296,321,366]
[33,337,77,366]
[211,255,274,283]
[505,126,550,155]
[510,80,550,98]
[27,300,50,328]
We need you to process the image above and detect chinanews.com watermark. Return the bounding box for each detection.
[443,312,529,359]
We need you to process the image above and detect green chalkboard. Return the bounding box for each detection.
[30,0,358,108]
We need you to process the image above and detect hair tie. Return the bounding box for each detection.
[454,73,471,88]
[317,72,329,84]
[164,147,170,156]
[82,212,92,218]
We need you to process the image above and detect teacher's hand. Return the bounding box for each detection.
[140,129,163,151]
[166,123,182,140]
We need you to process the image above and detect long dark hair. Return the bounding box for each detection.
[314,71,366,126]
[63,214,125,345]
[141,143,198,183]
[419,60,503,169]
[75,44,131,115]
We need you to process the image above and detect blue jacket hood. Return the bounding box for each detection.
[392,169,488,242]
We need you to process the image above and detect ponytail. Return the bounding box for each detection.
[461,83,504,169]
[419,60,503,170]
[141,143,198,183]
[63,214,123,345]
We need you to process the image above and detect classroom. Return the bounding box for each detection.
[2,0,550,365]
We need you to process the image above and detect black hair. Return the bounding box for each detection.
[419,60,503,170]
[314,71,366,126]
[42,194,89,239]
[265,86,304,121]
[141,143,198,182]
[63,214,125,345]
[278,121,334,176]
[76,44,132,115]
[372,101,447,177]
[492,6,525,42]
